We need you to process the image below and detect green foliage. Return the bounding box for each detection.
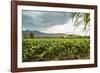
[72,13,90,32]
[23,33,27,39]
[22,38,90,62]
[30,33,34,38]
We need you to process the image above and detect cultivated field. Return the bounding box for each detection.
[22,38,90,62]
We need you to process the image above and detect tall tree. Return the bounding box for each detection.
[30,33,34,38]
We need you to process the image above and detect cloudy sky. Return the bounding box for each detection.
[22,10,90,36]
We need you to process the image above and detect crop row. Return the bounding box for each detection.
[22,38,90,62]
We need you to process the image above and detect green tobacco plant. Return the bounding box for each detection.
[22,38,90,62]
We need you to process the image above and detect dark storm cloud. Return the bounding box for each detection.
[22,10,72,31]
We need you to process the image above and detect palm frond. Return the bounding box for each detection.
[72,13,90,32]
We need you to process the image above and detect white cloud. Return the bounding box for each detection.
[41,20,89,36]
[41,23,73,34]
[22,11,90,36]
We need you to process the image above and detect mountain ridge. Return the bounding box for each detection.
[22,30,82,38]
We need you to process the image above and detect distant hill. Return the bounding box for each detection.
[23,30,48,35]
[22,30,81,38]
